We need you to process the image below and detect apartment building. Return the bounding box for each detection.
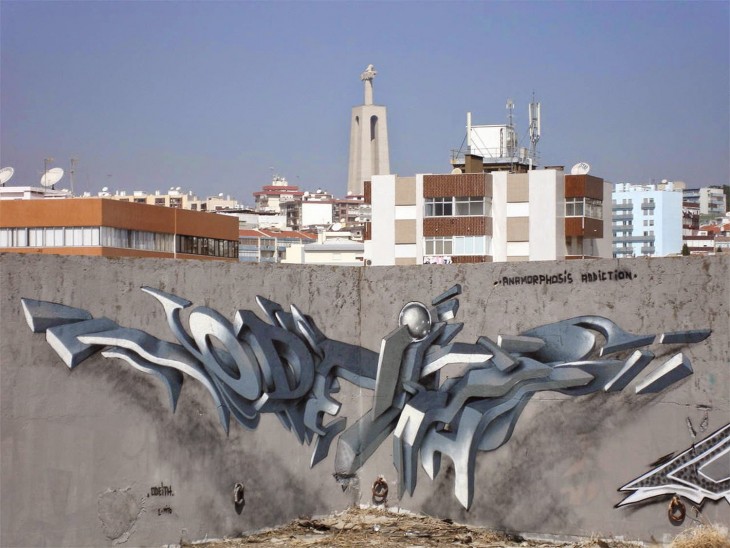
[364,158,612,265]
[238,228,316,263]
[683,186,727,218]
[101,188,239,212]
[0,198,239,261]
[612,183,682,258]
[253,176,304,213]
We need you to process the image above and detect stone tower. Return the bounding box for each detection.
[347,65,390,196]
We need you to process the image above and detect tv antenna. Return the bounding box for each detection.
[0,166,14,186]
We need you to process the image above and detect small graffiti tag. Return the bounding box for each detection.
[157,506,173,516]
[148,483,173,497]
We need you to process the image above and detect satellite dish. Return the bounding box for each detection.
[570,162,590,175]
[218,192,224,197]
[40,167,64,187]
[0,166,14,185]
[451,167,463,174]
[331,222,342,232]
[102,186,109,192]
[176,186,181,191]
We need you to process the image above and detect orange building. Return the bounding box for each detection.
[0,198,239,261]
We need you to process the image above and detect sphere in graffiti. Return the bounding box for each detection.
[399,301,432,340]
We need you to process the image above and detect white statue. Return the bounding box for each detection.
[360,64,377,82]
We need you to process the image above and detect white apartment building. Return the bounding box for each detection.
[612,183,682,258]
[683,186,727,217]
[364,160,612,265]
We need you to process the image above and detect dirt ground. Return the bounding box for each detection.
[189,506,645,547]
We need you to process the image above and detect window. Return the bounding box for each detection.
[566,197,603,219]
[425,196,488,217]
[176,235,238,258]
[425,197,452,217]
[454,197,485,216]
[425,236,488,256]
[424,236,452,255]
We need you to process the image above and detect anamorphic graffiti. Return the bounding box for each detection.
[617,423,730,507]
[22,285,711,509]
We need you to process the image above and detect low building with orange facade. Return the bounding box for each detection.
[0,198,239,261]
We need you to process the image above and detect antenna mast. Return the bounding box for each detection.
[528,93,541,165]
[70,158,77,195]
[506,98,515,158]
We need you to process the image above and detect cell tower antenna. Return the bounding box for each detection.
[506,98,515,159]
[528,92,541,163]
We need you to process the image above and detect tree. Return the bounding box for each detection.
[682,243,690,256]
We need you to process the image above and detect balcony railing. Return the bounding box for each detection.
[612,213,633,222]
[613,235,655,243]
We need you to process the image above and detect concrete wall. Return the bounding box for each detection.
[1,253,728,547]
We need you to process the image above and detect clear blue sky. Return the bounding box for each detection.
[1,1,728,204]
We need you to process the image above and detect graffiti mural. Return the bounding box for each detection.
[22,285,711,509]
[617,423,730,507]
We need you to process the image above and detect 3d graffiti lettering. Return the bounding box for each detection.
[617,423,730,507]
[22,285,711,509]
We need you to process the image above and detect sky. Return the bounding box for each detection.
[1,1,728,205]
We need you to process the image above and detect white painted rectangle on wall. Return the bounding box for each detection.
[506,202,530,217]
[506,241,529,256]
[395,206,417,220]
[395,244,417,258]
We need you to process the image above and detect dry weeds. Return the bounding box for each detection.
[190,506,644,547]
[670,524,730,548]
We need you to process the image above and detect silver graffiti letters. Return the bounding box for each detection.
[22,285,712,510]
[617,423,730,506]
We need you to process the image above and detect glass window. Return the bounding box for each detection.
[16,228,27,247]
[425,198,452,217]
[455,197,484,216]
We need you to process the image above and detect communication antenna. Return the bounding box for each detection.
[40,167,64,188]
[0,166,14,186]
[69,158,78,195]
[570,162,591,175]
[528,93,541,163]
[506,98,515,157]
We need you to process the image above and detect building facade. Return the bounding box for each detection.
[364,166,611,265]
[612,183,683,258]
[682,186,727,218]
[99,188,239,212]
[0,198,239,261]
[253,176,304,213]
[238,228,316,263]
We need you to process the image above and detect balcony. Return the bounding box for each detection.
[612,213,633,222]
[640,246,656,255]
[613,247,634,256]
[641,202,656,211]
[612,204,633,211]
[613,235,655,243]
